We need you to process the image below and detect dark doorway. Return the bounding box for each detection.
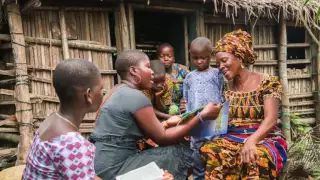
[134,11,186,65]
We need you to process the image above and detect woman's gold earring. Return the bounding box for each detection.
[241,63,244,68]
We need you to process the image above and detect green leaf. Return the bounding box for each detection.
[297,126,305,132]
[304,0,312,6]
[303,127,313,134]
[316,7,320,20]
[291,119,307,126]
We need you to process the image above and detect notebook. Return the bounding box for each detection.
[177,101,230,137]
[116,162,164,180]
[201,101,229,137]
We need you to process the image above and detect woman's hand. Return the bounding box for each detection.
[240,138,259,166]
[200,103,222,120]
[161,170,174,180]
[166,115,182,127]
[180,99,187,114]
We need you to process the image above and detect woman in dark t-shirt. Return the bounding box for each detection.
[90,50,222,180]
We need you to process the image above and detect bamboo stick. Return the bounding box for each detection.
[0,114,15,120]
[278,15,291,142]
[128,5,135,49]
[33,6,113,12]
[248,21,255,71]
[288,74,312,79]
[0,134,19,144]
[6,3,34,165]
[316,33,320,127]
[288,92,313,99]
[0,89,14,96]
[48,18,54,96]
[59,9,69,59]
[0,70,15,76]
[184,16,189,68]
[130,4,195,13]
[0,34,116,52]
[119,2,130,51]
[84,12,92,62]
[287,59,311,64]
[198,9,205,37]
[0,148,17,156]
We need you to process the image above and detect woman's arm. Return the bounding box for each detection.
[94,176,103,180]
[135,103,221,146]
[154,108,171,120]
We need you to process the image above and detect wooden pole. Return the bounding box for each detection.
[0,34,117,52]
[248,18,257,72]
[114,2,131,84]
[198,9,205,37]
[128,4,136,50]
[316,33,320,127]
[278,15,291,142]
[119,2,130,51]
[184,16,189,68]
[59,9,69,59]
[6,3,34,165]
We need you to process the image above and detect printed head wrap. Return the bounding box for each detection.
[215,29,257,65]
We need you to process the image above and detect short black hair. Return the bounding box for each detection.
[115,50,148,79]
[156,43,174,56]
[53,59,100,104]
[150,60,165,75]
[190,37,213,53]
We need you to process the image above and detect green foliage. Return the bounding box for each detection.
[313,169,320,180]
[290,114,312,137]
[304,0,320,22]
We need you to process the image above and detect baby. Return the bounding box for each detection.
[142,60,174,120]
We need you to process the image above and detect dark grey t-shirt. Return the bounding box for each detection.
[93,85,152,138]
[91,85,153,178]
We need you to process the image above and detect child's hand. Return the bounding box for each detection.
[161,170,174,180]
[180,99,187,113]
[172,79,183,84]
[155,84,168,96]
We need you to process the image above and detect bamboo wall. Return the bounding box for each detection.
[0,8,116,137]
[24,8,116,134]
[204,15,316,125]
[287,28,315,123]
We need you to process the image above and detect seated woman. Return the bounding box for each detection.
[23,59,103,180]
[200,29,288,180]
[89,50,222,180]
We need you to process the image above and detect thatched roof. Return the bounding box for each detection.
[202,0,320,26]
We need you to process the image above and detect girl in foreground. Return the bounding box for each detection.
[22,59,173,180]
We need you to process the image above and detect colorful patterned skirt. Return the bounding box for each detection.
[200,135,287,180]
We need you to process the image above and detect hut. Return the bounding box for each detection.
[0,0,319,169]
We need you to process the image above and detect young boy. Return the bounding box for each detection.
[183,37,224,180]
[142,60,174,120]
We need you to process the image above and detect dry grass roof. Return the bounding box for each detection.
[203,0,320,26]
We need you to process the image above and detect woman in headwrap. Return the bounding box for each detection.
[200,29,288,179]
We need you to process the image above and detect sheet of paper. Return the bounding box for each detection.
[116,162,164,180]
